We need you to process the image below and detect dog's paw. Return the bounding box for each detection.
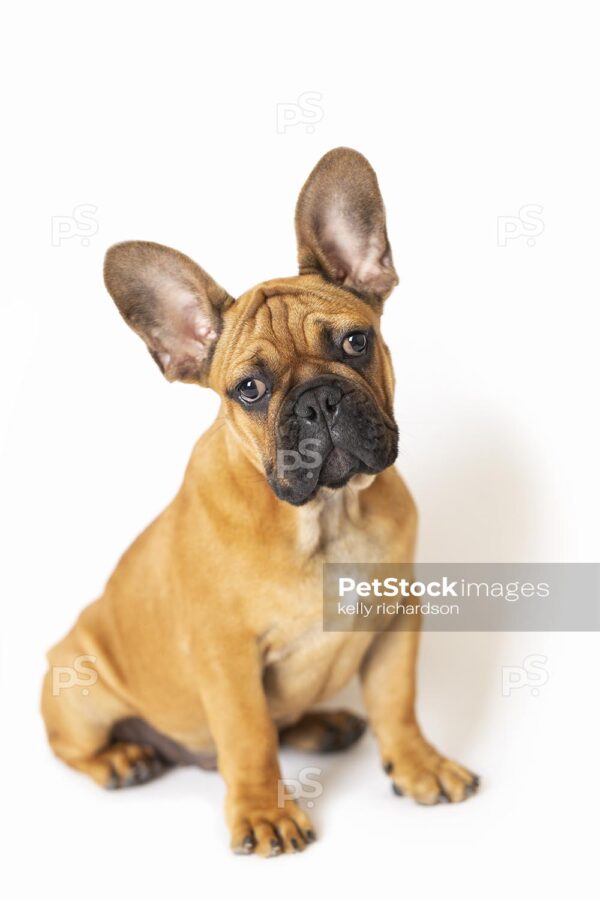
[382,728,479,805]
[280,709,367,753]
[83,741,169,789]
[228,797,316,857]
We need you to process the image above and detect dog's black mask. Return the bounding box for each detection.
[268,376,398,506]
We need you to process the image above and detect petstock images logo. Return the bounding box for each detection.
[323,563,600,632]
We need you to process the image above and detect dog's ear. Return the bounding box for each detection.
[104,241,233,384]
[295,147,398,307]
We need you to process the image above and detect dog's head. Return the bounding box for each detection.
[104,148,399,505]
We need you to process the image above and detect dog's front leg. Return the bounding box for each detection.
[360,626,480,804]
[199,641,315,856]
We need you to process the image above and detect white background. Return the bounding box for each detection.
[1,1,599,897]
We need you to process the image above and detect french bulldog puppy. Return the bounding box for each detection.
[42,148,478,857]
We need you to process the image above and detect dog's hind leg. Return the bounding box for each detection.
[279,709,367,753]
[41,666,170,789]
[72,739,169,789]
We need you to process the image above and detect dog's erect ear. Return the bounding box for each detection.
[295,147,398,307]
[104,241,234,384]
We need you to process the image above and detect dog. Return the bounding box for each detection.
[42,148,478,856]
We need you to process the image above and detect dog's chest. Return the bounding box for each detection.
[295,482,375,559]
[259,486,379,717]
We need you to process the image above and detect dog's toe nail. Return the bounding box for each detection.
[133,761,150,783]
[305,829,317,843]
[383,761,394,775]
[392,783,404,796]
[105,764,121,790]
[237,834,255,854]
[269,838,283,856]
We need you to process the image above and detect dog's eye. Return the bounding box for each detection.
[236,377,267,404]
[342,332,368,357]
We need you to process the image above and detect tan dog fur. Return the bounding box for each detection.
[41,149,478,857]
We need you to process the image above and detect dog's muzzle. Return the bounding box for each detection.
[268,375,398,505]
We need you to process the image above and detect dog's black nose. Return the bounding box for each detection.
[294,383,342,422]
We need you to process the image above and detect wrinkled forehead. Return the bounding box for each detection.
[213,280,377,381]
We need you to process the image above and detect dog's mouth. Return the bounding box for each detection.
[318,446,360,488]
[269,441,387,506]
